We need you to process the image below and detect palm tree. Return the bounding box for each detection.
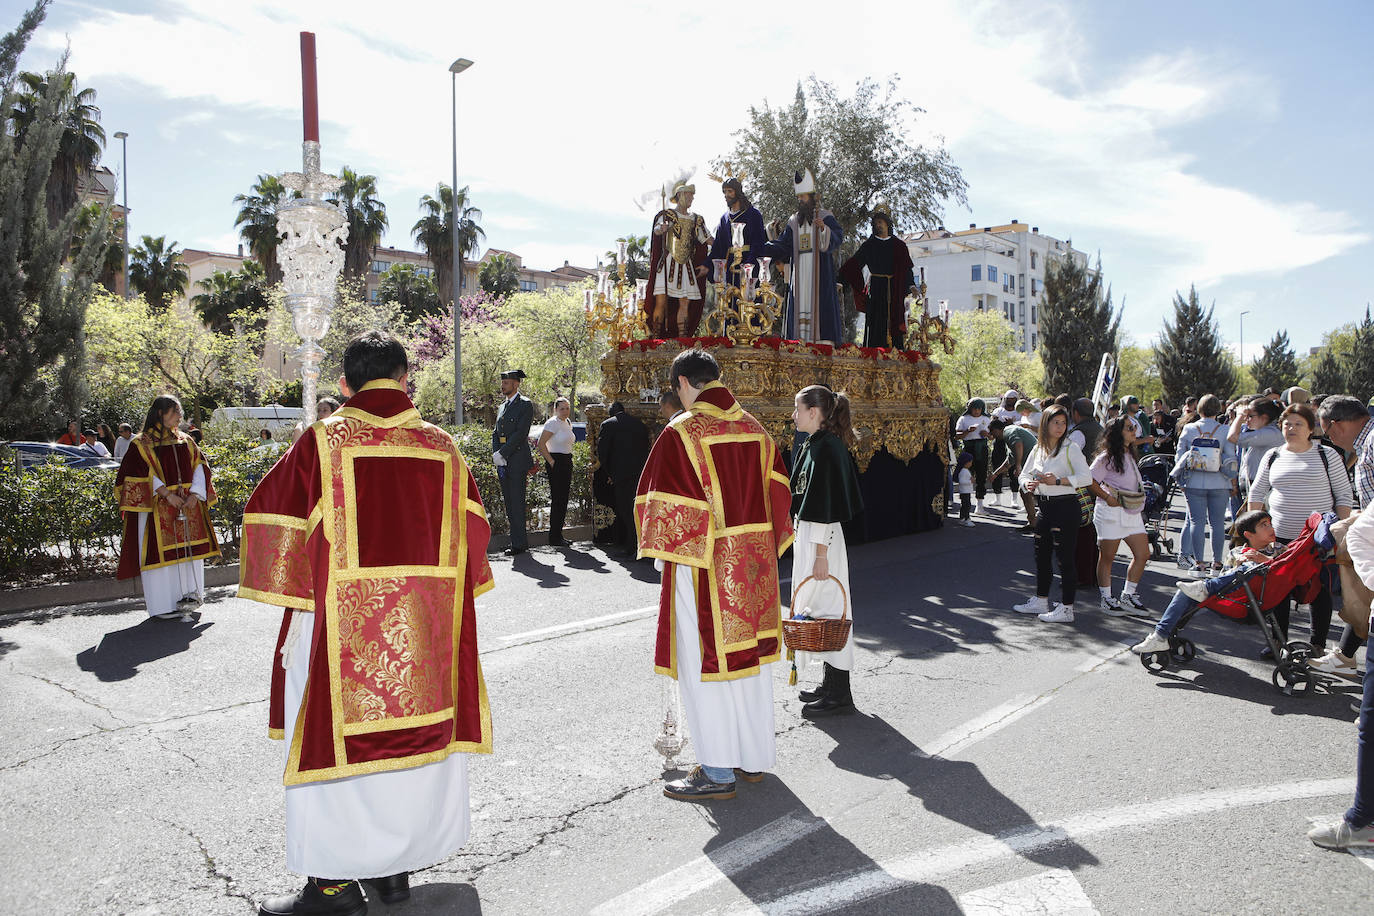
[11,69,105,226]
[603,235,650,281]
[412,183,484,307]
[71,202,121,292]
[129,235,188,310]
[193,260,271,334]
[378,263,441,322]
[479,252,520,298]
[328,167,388,283]
[233,174,291,284]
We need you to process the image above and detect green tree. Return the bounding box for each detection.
[412,183,484,308]
[938,309,1034,404]
[1311,347,1348,396]
[1113,343,1162,405]
[1248,329,1300,394]
[72,201,123,292]
[1346,306,1374,402]
[1154,285,1238,406]
[191,260,270,334]
[479,252,519,298]
[377,262,440,321]
[234,173,291,284]
[0,2,112,435]
[604,235,649,281]
[1039,253,1120,398]
[128,234,188,310]
[10,67,103,226]
[504,287,597,404]
[328,166,388,284]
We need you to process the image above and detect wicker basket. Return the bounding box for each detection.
[782,575,851,653]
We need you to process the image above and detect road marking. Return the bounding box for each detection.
[958,868,1098,915]
[918,694,1054,760]
[717,777,1356,915]
[1074,645,1130,674]
[494,606,657,645]
[587,813,826,916]
[1352,849,1374,872]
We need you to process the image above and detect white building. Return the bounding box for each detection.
[906,221,1090,352]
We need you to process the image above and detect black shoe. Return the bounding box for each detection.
[798,685,825,703]
[663,765,736,801]
[259,878,367,916]
[800,663,838,704]
[733,768,765,783]
[802,692,855,716]
[546,537,570,548]
[504,546,527,556]
[362,873,409,904]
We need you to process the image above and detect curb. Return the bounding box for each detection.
[0,525,598,616]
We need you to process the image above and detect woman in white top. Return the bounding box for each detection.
[1246,402,1352,653]
[1014,404,1092,623]
[537,397,577,547]
[954,398,991,513]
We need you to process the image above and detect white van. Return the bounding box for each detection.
[209,406,305,435]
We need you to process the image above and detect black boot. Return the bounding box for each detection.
[362,873,410,904]
[799,663,836,703]
[803,667,854,716]
[258,878,367,916]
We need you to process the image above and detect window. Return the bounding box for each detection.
[370,260,390,274]
[1031,304,1038,323]
[1018,302,1024,322]
[1008,275,1015,291]
[971,265,981,282]
[415,267,433,278]
[1031,332,1038,350]
[1031,278,1038,297]
[459,275,467,290]
[988,266,998,283]
[368,287,381,302]
[519,280,538,292]
[1030,252,1038,270]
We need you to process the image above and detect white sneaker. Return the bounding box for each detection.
[1100,596,1133,618]
[1038,603,1075,623]
[1013,596,1049,615]
[1132,631,1170,654]
[961,518,975,527]
[1177,579,1210,603]
[1120,592,1148,612]
[976,499,986,515]
[1307,651,1358,675]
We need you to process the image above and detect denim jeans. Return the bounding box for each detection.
[702,764,736,784]
[1155,565,1253,636]
[1346,634,1374,829]
[1182,487,1230,565]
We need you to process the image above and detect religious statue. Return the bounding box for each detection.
[645,180,711,338]
[762,169,844,344]
[706,175,767,305]
[839,203,916,348]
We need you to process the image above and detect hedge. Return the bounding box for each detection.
[0,426,595,585]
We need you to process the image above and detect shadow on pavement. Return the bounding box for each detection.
[0,635,15,660]
[370,881,481,914]
[811,711,1099,879]
[507,553,571,589]
[75,614,213,681]
[558,547,610,574]
[689,771,961,912]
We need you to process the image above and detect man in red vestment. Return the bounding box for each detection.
[239,331,494,915]
[636,349,794,800]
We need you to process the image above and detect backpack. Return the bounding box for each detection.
[1185,419,1224,473]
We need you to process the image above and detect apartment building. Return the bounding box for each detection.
[906,221,1089,352]
[364,246,595,301]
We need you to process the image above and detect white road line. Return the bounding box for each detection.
[918,694,1054,760]
[587,813,826,916]
[495,606,657,644]
[717,777,1356,915]
[958,868,1098,915]
[1352,849,1374,872]
[1074,645,1130,674]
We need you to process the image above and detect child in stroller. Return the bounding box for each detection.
[1131,509,1277,656]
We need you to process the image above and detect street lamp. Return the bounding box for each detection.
[1239,310,1251,371]
[113,130,129,297]
[450,57,474,426]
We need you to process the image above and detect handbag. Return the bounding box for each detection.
[1066,450,1094,527]
[1185,420,1223,473]
[1114,457,1146,512]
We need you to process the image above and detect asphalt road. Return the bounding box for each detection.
[2,500,1370,915]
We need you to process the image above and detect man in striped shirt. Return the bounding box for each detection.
[1320,396,1374,511]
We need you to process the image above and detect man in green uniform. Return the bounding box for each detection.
[990,418,1038,532]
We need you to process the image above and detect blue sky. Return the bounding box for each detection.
[13,0,1371,357]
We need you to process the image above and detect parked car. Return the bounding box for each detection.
[3,441,121,472]
[209,405,305,436]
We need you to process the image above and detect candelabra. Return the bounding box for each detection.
[906,282,955,355]
[698,223,780,343]
[584,239,649,348]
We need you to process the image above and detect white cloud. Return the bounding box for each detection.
[31,0,1366,345]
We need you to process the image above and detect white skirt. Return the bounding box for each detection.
[282,612,471,878]
[787,520,855,670]
[1093,501,1146,540]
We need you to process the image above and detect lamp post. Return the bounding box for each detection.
[1240,310,1251,372]
[450,57,474,426]
[112,130,129,297]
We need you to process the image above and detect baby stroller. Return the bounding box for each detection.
[1138,512,1338,696]
[1137,452,1176,560]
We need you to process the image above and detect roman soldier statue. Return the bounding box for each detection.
[645,180,711,338]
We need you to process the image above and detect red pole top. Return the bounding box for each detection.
[300,31,319,143]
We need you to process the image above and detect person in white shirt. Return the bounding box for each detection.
[113,423,134,460]
[536,397,577,547]
[82,428,111,457]
[1013,404,1092,623]
[954,398,992,514]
